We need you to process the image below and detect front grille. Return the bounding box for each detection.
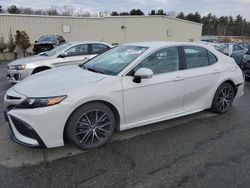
[10,116,36,139]
[6,95,21,100]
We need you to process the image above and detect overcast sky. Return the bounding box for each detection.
[1,0,250,19]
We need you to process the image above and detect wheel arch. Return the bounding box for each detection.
[223,80,238,94]
[32,66,51,74]
[63,100,121,142]
[210,79,238,108]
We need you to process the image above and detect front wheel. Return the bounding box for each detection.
[210,83,236,114]
[66,102,116,150]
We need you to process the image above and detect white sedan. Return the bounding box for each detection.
[4,42,244,150]
[7,41,112,83]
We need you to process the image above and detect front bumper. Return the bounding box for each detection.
[5,113,46,148]
[4,88,70,148]
[7,69,33,83]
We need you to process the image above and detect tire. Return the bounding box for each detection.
[32,67,50,75]
[210,83,236,114]
[66,102,116,150]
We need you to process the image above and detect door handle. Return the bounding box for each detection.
[173,76,184,81]
[212,69,221,74]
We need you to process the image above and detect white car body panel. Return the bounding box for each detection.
[4,41,244,148]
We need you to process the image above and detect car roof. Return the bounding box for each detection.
[66,41,113,47]
[124,41,214,50]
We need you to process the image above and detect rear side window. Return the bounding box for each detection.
[92,44,109,54]
[207,51,217,65]
[184,47,209,69]
[233,45,240,51]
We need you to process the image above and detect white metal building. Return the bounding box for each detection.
[0,14,202,46]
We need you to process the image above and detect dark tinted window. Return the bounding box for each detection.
[184,47,209,69]
[133,47,179,74]
[233,45,244,51]
[207,51,217,65]
[65,44,89,56]
[92,44,109,54]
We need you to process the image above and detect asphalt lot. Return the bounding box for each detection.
[1,61,250,187]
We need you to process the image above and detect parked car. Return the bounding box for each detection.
[240,47,250,77]
[7,41,113,83]
[4,42,244,150]
[33,35,66,54]
[217,43,248,64]
[238,43,250,51]
[195,41,221,51]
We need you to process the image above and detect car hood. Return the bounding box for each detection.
[8,55,51,66]
[13,65,106,97]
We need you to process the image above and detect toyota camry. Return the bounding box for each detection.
[4,42,244,150]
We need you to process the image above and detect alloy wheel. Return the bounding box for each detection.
[74,110,111,145]
[216,86,234,112]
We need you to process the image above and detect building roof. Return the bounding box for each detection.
[0,14,203,26]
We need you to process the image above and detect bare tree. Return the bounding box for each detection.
[61,5,75,16]
[33,9,47,15]
[21,7,34,14]
[166,11,176,17]
[46,6,59,16]
[75,8,92,17]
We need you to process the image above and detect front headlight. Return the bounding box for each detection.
[16,95,67,109]
[9,64,26,70]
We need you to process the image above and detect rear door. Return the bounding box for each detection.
[182,46,221,111]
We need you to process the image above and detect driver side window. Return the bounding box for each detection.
[65,44,89,57]
[132,47,179,75]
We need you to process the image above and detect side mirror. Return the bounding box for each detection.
[61,39,66,43]
[35,40,38,43]
[133,68,153,83]
[58,53,67,58]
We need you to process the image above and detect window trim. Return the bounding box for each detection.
[181,46,218,70]
[206,50,218,65]
[125,45,182,76]
[90,43,110,55]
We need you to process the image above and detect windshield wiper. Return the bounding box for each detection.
[82,65,105,74]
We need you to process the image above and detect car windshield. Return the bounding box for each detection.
[82,45,148,75]
[40,43,71,57]
[39,35,58,42]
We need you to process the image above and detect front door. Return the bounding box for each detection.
[122,46,185,128]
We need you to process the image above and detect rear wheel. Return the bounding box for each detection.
[210,83,236,113]
[66,102,116,150]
